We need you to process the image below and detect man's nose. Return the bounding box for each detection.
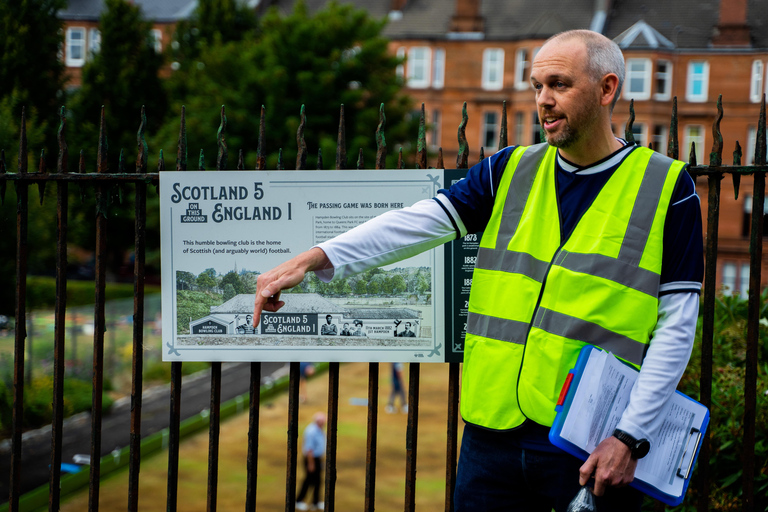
[537,87,554,107]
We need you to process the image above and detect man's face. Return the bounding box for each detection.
[326,315,332,324]
[246,315,252,324]
[405,323,411,330]
[530,39,603,153]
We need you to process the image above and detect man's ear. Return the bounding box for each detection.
[600,73,620,107]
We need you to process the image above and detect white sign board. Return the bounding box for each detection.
[160,170,446,362]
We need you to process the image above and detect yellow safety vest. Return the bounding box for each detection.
[461,143,686,431]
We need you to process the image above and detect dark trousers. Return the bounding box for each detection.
[454,424,644,512]
[297,455,323,505]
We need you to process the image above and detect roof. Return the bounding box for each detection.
[58,0,198,23]
[210,293,345,314]
[268,0,768,50]
[342,308,420,320]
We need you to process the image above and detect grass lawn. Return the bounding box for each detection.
[57,361,464,511]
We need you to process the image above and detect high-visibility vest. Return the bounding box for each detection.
[460,143,686,431]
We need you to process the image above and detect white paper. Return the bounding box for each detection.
[559,350,707,498]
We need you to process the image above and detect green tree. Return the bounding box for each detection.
[196,272,216,291]
[153,0,416,170]
[222,283,236,302]
[170,0,258,69]
[0,0,65,126]
[68,0,168,164]
[391,274,406,294]
[176,271,197,291]
[220,270,243,294]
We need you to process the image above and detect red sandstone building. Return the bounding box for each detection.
[58,0,768,294]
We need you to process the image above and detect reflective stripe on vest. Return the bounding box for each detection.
[461,144,685,430]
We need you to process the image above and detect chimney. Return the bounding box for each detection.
[450,0,484,33]
[712,0,751,46]
[391,0,407,12]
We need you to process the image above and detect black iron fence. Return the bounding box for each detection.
[0,96,764,512]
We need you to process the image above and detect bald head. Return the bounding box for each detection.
[541,30,625,111]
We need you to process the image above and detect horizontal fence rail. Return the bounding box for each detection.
[0,95,764,512]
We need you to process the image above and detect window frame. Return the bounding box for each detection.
[686,61,709,103]
[514,48,529,90]
[481,111,499,151]
[683,124,705,163]
[654,59,672,101]
[750,60,764,103]
[151,29,163,54]
[432,48,445,89]
[66,26,86,67]
[482,48,504,91]
[624,58,652,101]
[407,46,431,89]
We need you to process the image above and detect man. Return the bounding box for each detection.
[394,320,416,337]
[237,314,255,335]
[320,314,337,335]
[255,30,702,511]
[351,319,366,337]
[340,322,352,336]
[296,412,326,511]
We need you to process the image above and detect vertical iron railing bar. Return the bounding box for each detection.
[207,362,222,512]
[694,99,722,512]
[128,106,149,512]
[456,103,469,169]
[246,104,267,511]
[167,105,187,512]
[297,105,307,170]
[445,364,460,512]
[321,105,347,512]
[417,103,427,170]
[49,106,69,512]
[624,99,636,145]
[245,362,261,512]
[667,97,679,161]
[206,113,229,512]
[742,95,766,512]
[89,106,110,512]
[9,107,29,512]
[167,361,182,512]
[404,362,420,512]
[364,362,379,512]
[287,362,301,512]
[324,363,340,512]
[498,100,508,150]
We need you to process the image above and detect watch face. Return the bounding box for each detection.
[634,439,650,458]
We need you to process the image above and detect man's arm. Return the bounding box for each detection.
[253,247,330,322]
[579,291,699,495]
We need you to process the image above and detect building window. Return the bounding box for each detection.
[482,112,498,150]
[532,112,543,144]
[407,47,431,88]
[151,29,163,53]
[740,263,750,299]
[743,195,752,237]
[746,126,757,165]
[66,27,86,67]
[514,48,529,90]
[482,48,504,90]
[429,109,441,150]
[750,60,764,103]
[515,111,525,145]
[654,60,672,100]
[683,125,704,163]
[396,47,406,79]
[721,262,737,295]
[432,48,445,89]
[742,194,768,236]
[625,58,651,100]
[686,61,709,102]
[652,125,667,153]
[88,28,101,56]
[631,122,647,147]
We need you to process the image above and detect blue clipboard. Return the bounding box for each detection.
[549,345,710,506]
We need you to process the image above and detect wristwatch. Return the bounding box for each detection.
[612,428,651,459]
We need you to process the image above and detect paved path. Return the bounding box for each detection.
[0,361,287,501]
